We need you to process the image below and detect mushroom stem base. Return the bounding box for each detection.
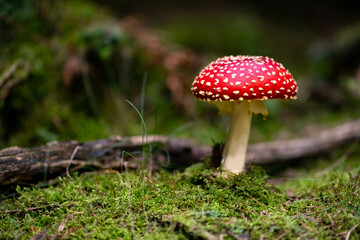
[221,101,252,174]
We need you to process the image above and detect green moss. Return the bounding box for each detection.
[1,161,359,239]
[1,1,360,237]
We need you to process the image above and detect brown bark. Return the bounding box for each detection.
[1,119,359,187]
[0,136,209,187]
[247,118,360,164]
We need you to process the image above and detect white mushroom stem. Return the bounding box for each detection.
[221,101,251,173]
[217,100,268,174]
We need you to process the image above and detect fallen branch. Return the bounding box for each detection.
[0,136,209,187]
[247,118,360,164]
[0,119,359,187]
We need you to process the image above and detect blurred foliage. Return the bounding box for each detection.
[162,14,267,56]
[1,0,107,147]
[0,0,360,149]
[307,23,360,106]
[0,0,198,148]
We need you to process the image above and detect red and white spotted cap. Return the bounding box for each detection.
[191,55,297,101]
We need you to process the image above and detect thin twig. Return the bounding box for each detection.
[0,60,24,87]
[345,222,360,240]
[226,229,243,240]
[0,60,30,101]
[247,194,261,205]
[275,232,285,240]
[88,203,95,216]
[306,201,343,216]
[66,146,80,181]
[1,203,74,214]
[280,204,287,212]
[296,233,309,240]
[299,221,314,232]
[2,206,49,214]
[316,141,358,177]
[324,211,335,229]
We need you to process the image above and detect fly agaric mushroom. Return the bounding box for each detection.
[191,55,297,174]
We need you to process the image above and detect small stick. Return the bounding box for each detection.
[226,229,243,240]
[66,146,80,181]
[324,211,335,229]
[315,141,358,177]
[88,203,95,216]
[247,194,261,205]
[345,222,360,240]
[275,232,285,240]
[1,203,74,214]
[280,203,286,212]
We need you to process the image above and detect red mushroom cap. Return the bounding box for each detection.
[191,55,297,101]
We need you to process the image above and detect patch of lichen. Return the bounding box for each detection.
[1,159,359,239]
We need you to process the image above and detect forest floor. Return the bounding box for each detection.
[1,1,360,239]
[1,147,359,239]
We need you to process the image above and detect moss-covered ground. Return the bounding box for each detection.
[1,151,359,239]
[1,0,360,239]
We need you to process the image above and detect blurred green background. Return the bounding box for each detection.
[1,0,360,148]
